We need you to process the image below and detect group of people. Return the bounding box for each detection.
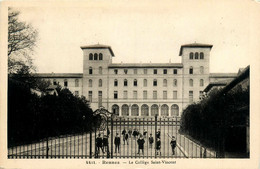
[95,128,177,156]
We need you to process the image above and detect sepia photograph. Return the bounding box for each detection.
[0,0,259,168]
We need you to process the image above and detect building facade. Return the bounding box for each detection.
[36,43,237,117]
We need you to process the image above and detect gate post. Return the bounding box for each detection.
[110,116,114,159]
[155,115,157,158]
[46,137,49,159]
[89,129,92,158]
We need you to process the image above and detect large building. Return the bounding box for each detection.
[36,43,237,117]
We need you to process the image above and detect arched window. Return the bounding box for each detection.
[131,104,139,116]
[122,104,129,116]
[89,67,93,74]
[153,79,157,86]
[89,79,92,87]
[200,79,204,86]
[195,52,199,59]
[133,79,137,86]
[161,104,169,116]
[99,66,102,74]
[200,66,204,74]
[173,79,177,87]
[141,104,149,116]
[75,79,79,87]
[99,53,103,60]
[151,104,159,116]
[112,105,119,116]
[189,66,193,74]
[143,79,147,87]
[124,79,128,86]
[114,79,118,86]
[171,104,179,116]
[99,79,102,87]
[89,53,93,60]
[163,79,167,87]
[189,79,193,87]
[94,53,98,60]
[64,79,68,87]
[189,52,194,59]
[200,52,204,59]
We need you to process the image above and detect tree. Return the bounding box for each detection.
[8,7,38,74]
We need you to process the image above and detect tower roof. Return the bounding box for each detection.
[80,44,115,56]
[179,43,213,56]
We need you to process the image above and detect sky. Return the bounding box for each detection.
[10,0,260,73]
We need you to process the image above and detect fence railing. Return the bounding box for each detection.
[8,117,216,159]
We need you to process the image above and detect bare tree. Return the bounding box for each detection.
[8,7,38,74]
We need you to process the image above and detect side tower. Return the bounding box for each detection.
[179,43,213,110]
[81,44,115,110]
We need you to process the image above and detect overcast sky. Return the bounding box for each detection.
[12,0,260,73]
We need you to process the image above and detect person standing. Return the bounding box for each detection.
[114,133,120,153]
[133,128,138,138]
[96,134,103,155]
[102,135,109,153]
[122,128,126,144]
[148,134,154,149]
[128,128,132,137]
[156,138,161,155]
[156,128,161,139]
[143,129,147,138]
[124,132,129,145]
[137,135,145,154]
[170,136,176,155]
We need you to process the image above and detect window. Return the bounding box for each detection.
[200,52,204,59]
[153,79,157,86]
[173,79,177,87]
[143,90,147,100]
[163,79,167,87]
[200,66,204,74]
[199,91,203,100]
[189,91,193,103]
[114,91,118,99]
[131,104,139,116]
[134,69,137,74]
[143,79,147,87]
[163,69,167,74]
[112,105,119,116]
[124,79,128,86]
[99,79,102,87]
[200,79,204,86]
[124,69,128,74]
[144,69,147,74]
[153,91,157,99]
[88,91,92,102]
[163,91,167,99]
[114,79,118,86]
[94,53,98,60]
[89,53,93,60]
[173,91,177,99]
[189,67,193,74]
[133,79,138,86]
[114,69,118,74]
[53,79,57,85]
[99,67,102,74]
[195,52,199,59]
[189,79,193,87]
[151,104,159,116]
[141,104,149,116]
[75,91,79,96]
[98,91,102,107]
[123,91,128,99]
[89,67,93,74]
[153,69,157,74]
[173,69,177,74]
[133,91,137,100]
[64,79,68,87]
[189,52,194,59]
[171,104,179,116]
[89,79,92,87]
[122,104,129,116]
[75,79,79,87]
[161,104,169,116]
[99,53,103,60]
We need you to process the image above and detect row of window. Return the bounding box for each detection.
[53,79,79,87]
[111,104,180,116]
[189,52,204,60]
[189,66,204,74]
[89,53,103,60]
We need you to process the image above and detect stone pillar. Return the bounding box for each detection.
[119,105,121,116]
[129,104,131,116]
[158,104,161,117]
[139,105,141,117]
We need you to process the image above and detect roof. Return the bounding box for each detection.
[34,73,83,78]
[80,44,115,56]
[203,80,231,92]
[108,63,183,68]
[179,43,213,56]
[209,73,237,78]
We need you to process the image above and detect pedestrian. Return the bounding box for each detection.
[170,136,176,155]
[156,138,161,155]
[96,134,103,155]
[133,128,138,138]
[143,129,147,138]
[124,132,129,145]
[156,128,161,139]
[102,135,109,153]
[137,135,145,154]
[114,133,120,153]
[122,128,126,144]
[148,133,154,149]
[128,128,132,137]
